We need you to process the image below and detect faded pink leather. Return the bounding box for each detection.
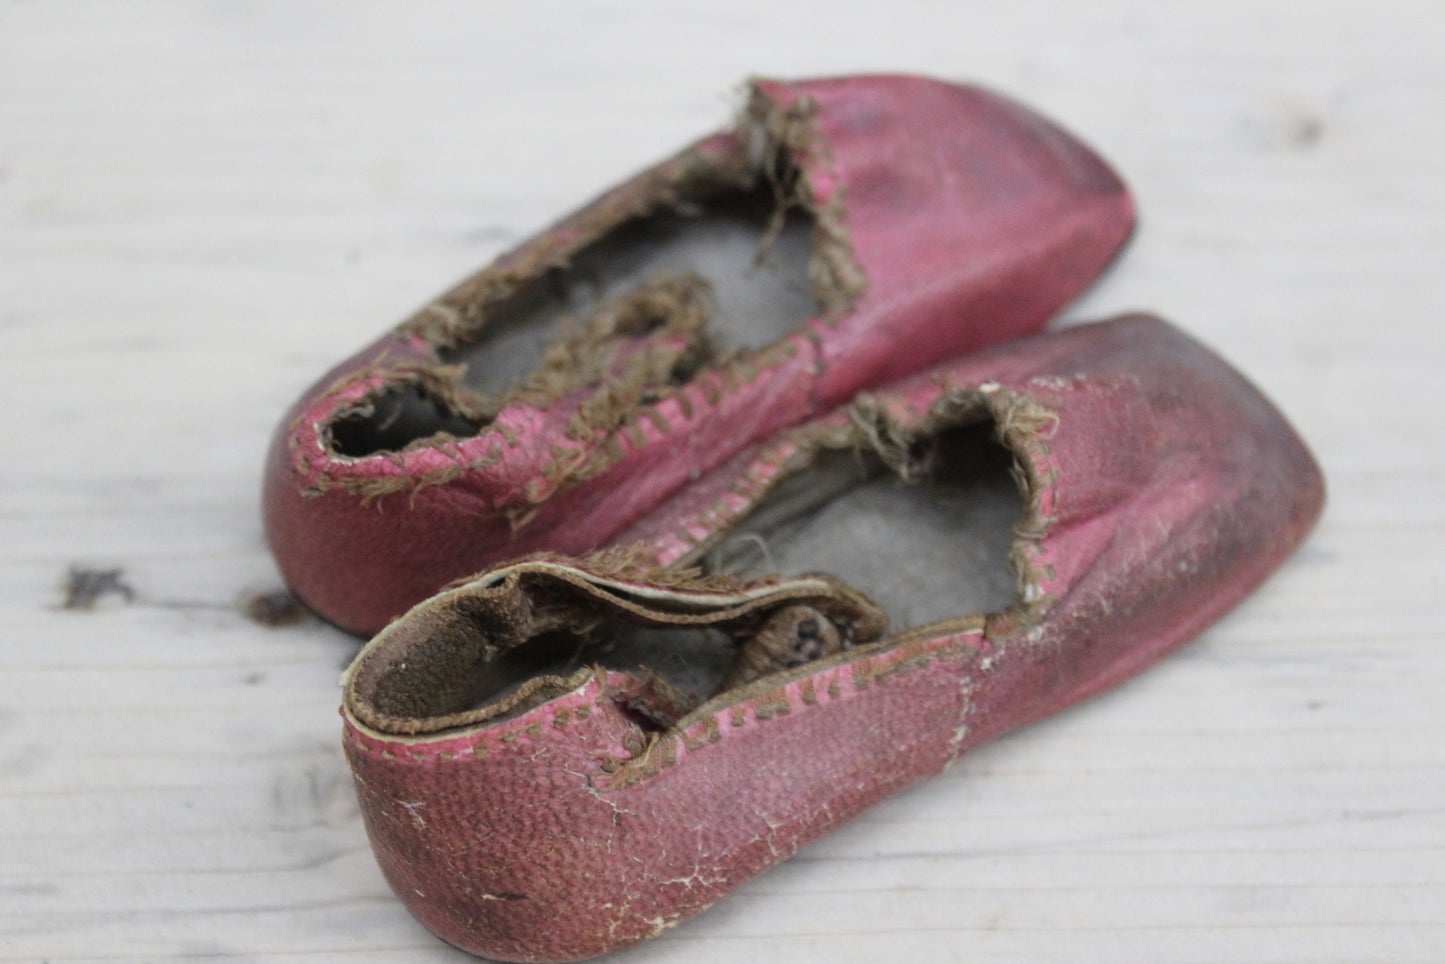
[264,74,1135,635]
[341,316,1324,962]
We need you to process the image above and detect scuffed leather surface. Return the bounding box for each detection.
[341,315,1324,961]
[264,74,1135,635]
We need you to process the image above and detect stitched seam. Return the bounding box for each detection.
[594,634,979,789]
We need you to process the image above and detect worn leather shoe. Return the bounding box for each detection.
[264,74,1135,635]
[340,315,1323,961]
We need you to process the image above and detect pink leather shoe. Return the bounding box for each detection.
[264,74,1135,634]
[340,315,1324,962]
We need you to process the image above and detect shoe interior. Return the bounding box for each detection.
[704,421,1022,632]
[452,421,1023,717]
[453,184,818,392]
[328,178,817,458]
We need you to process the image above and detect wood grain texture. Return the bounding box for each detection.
[2,2,1441,961]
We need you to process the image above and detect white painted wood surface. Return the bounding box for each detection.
[2,3,1442,961]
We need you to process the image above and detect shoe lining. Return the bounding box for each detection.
[705,422,1022,632]
[453,186,817,390]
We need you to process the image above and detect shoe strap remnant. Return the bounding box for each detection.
[343,553,886,736]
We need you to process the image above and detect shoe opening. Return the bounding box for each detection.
[348,417,1024,735]
[449,180,818,390]
[327,173,819,459]
[344,570,867,735]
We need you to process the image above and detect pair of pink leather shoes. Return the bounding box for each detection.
[264,75,1323,962]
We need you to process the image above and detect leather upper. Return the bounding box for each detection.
[340,315,1324,962]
